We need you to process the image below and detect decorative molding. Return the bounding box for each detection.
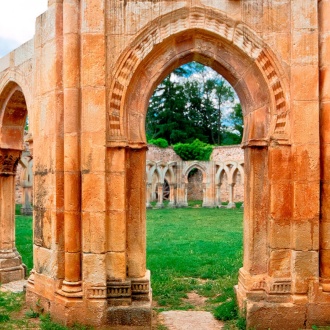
[131,278,150,301]
[0,149,21,176]
[268,279,291,294]
[87,286,107,299]
[256,50,289,143]
[108,7,287,143]
[107,281,131,299]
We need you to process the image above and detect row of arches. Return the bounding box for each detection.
[146,160,244,208]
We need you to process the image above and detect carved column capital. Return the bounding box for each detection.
[0,149,21,176]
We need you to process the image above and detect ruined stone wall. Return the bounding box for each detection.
[147,144,244,202]
[146,145,182,162]
[211,145,244,162]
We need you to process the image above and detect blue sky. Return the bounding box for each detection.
[0,1,47,58]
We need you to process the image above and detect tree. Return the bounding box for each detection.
[146,62,242,146]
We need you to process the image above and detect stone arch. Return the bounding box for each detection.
[183,162,207,185]
[146,160,157,184]
[0,81,28,150]
[164,162,176,185]
[107,6,290,146]
[108,6,292,314]
[0,80,28,283]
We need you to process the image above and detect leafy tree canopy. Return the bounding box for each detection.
[146,62,243,146]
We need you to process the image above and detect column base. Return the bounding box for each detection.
[227,202,236,209]
[0,250,26,284]
[26,271,152,328]
[176,203,188,208]
[167,202,176,208]
[20,207,33,216]
[236,268,330,329]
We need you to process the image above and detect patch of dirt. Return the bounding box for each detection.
[182,291,208,308]
[161,311,224,330]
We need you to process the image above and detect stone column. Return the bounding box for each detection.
[237,146,269,295]
[126,147,151,302]
[106,147,127,282]
[320,0,330,291]
[0,149,26,283]
[60,0,82,295]
[168,183,176,207]
[20,157,33,216]
[216,183,223,208]
[227,183,236,209]
[156,183,164,208]
[146,183,152,209]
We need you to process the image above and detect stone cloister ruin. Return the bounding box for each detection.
[0,0,329,329]
[146,145,244,208]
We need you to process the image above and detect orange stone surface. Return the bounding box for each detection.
[0,0,329,328]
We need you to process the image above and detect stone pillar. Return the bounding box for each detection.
[21,186,33,216]
[0,149,26,283]
[320,0,330,293]
[125,146,151,309]
[20,156,33,216]
[216,183,223,208]
[168,183,176,207]
[227,183,236,209]
[59,0,82,296]
[156,183,164,208]
[146,183,152,209]
[106,147,127,282]
[236,146,270,302]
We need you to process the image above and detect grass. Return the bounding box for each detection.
[147,206,244,326]
[3,204,245,329]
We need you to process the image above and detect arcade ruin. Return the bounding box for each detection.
[0,0,329,329]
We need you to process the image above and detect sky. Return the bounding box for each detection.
[0,0,48,58]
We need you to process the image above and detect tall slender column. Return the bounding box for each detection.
[126,147,147,278]
[0,149,25,283]
[320,0,330,291]
[60,0,82,295]
[156,183,164,208]
[168,183,176,207]
[146,183,152,209]
[227,183,236,209]
[216,183,223,207]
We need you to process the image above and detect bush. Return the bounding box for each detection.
[173,139,213,160]
[148,138,169,148]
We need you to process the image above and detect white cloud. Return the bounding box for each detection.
[0,0,48,57]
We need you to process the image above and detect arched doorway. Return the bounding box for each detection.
[107,6,290,327]
[0,81,28,283]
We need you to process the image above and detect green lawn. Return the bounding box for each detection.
[6,205,244,329]
[147,207,244,326]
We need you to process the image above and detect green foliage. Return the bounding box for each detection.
[146,61,242,145]
[16,213,33,273]
[40,314,68,330]
[25,308,40,318]
[148,138,169,148]
[0,291,24,324]
[40,314,94,330]
[173,139,213,160]
[214,300,237,321]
